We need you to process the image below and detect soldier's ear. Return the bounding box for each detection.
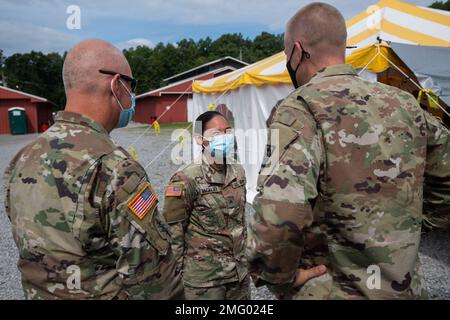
[110,74,121,94]
[194,133,204,147]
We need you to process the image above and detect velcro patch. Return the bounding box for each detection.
[127,183,157,220]
[165,184,183,197]
[199,185,221,194]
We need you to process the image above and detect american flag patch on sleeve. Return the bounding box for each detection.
[128,183,157,220]
[165,184,183,197]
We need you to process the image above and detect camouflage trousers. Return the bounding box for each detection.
[184,276,250,300]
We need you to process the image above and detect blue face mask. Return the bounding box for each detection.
[207,133,235,158]
[112,79,135,128]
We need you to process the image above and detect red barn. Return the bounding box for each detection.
[0,85,55,134]
[134,57,247,124]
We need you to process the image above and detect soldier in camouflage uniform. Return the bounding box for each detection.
[2,40,182,299]
[248,3,450,300]
[163,111,249,300]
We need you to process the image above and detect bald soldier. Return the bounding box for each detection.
[3,39,182,299]
[248,3,450,300]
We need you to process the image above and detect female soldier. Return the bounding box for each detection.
[162,111,249,300]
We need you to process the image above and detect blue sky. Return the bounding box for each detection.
[0,0,435,56]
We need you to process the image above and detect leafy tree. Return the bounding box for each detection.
[252,32,284,61]
[208,33,253,62]
[177,38,201,72]
[4,51,65,107]
[429,1,450,10]
[124,45,157,94]
[3,31,285,106]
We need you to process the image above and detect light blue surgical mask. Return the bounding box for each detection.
[111,79,135,128]
[207,133,235,158]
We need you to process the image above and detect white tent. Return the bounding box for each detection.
[192,0,450,202]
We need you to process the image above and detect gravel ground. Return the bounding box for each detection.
[0,125,448,300]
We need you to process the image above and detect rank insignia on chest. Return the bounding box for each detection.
[232,179,246,189]
[165,184,183,197]
[128,183,157,220]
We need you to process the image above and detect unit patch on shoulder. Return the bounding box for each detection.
[165,184,183,197]
[128,183,157,220]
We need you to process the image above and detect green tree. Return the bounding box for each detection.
[3,31,286,100]
[124,45,156,94]
[429,1,450,10]
[197,37,212,57]
[4,51,65,108]
[208,33,253,62]
[251,32,284,61]
[177,38,201,72]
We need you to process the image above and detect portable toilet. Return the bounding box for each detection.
[8,107,27,135]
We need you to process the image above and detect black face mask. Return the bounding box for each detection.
[286,43,310,89]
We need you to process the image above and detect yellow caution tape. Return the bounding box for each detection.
[417,89,440,110]
[129,146,139,161]
[179,134,185,146]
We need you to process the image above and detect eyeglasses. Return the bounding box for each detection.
[203,128,234,140]
[99,69,137,92]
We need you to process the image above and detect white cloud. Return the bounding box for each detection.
[0,20,80,55]
[83,0,435,25]
[0,0,436,28]
[0,0,436,55]
[115,38,155,50]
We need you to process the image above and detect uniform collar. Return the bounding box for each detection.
[201,153,238,186]
[310,64,357,81]
[55,111,109,135]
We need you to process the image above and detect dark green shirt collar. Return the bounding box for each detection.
[311,64,358,81]
[55,111,109,135]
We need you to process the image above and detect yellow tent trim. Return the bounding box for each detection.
[346,43,409,73]
[382,20,450,46]
[194,43,415,94]
[346,44,391,73]
[192,70,291,94]
[192,52,291,94]
[346,0,450,28]
[346,6,374,28]
[348,19,450,46]
[194,0,450,95]
[204,52,283,88]
[250,53,286,75]
[386,0,450,26]
[347,26,380,46]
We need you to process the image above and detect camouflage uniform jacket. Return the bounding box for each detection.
[163,155,248,288]
[3,111,182,300]
[248,64,450,299]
